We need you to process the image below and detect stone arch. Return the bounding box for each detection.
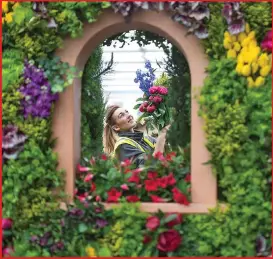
[53,8,217,212]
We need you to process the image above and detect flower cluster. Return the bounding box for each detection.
[261,30,272,53]
[19,60,58,118]
[224,23,271,88]
[139,86,168,114]
[134,61,171,130]
[134,60,156,96]
[2,1,19,24]
[2,125,27,162]
[76,150,191,205]
[169,2,210,39]
[144,213,183,253]
[222,2,245,35]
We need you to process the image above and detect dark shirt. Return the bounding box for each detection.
[117,131,156,168]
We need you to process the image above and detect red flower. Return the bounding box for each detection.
[77,164,90,173]
[167,173,176,186]
[150,195,165,203]
[146,216,160,231]
[165,213,183,228]
[121,158,132,167]
[139,104,146,113]
[2,247,14,257]
[90,182,96,192]
[154,151,165,161]
[149,86,159,94]
[157,176,168,188]
[166,152,176,161]
[95,195,101,202]
[143,235,152,244]
[157,229,181,252]
[144,179,158,192]
[107,188,122,203]
[158,87,168,95]
[172,188,190,206]
[128,171,140,184]
[147,171,158,179]
[185,173,191,182]
[101,154,108,160]
[126,195,140,202]
[84,173,93,182]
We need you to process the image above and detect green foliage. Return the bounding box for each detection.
[48,2,110,38]
[202,3,226,59]
[2,86,52,146]
[99,203,147,257]
[2,49,24,92]
[37,56,82,93]
[240,2,272,42]
[182,59,272,256]
[165,46,191,148]
[2,141,65,230]
[81,47,108,158]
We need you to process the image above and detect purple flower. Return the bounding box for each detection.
[95,218,108,228]
[68,208,84,217]
[19,60,58,119]
[222,3,245,35]
[2,125,27,161]
[134,60,156,96]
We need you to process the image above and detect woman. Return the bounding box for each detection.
[103,105,169,168]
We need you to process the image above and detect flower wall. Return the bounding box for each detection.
[2,1,272,257]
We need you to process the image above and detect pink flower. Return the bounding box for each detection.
[84,173,93,182]
[146,105,156,113]
[143,101,149,107]
[2,218,12,230]
[261,30,272,52]
[153,95,163,104]
[2,247,14,257]
[154,151,165,161]
[158,87,168,95]
[95,195,101,202]
[149,86,159,94]
[146,216,160,230]
[121,184,129,190]
[77,164,90,173]
[139,104,146,112]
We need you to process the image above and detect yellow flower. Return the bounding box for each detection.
[2,17,5,24]
[4,12,13,23]
[241,37,251,47]
[254,76,265,87]
[245,23,250,34]
[227,49,237,59]
[237,54,244,64]
[247,77,255,88]
[223,38,232,49]
[86,247,96,257]
[251,62,259,74]
[248,31,256,40]
[258,53,270,67]
[233,42,241,52]
[231,35,237,42]
[12,2,19,9]
[238,32,247,43]
[2,1,9,13]
[241,64,251,77]
[260,65,271,77]
[236,63,243,74]
[249,40,257,48]
[224,31,232,40]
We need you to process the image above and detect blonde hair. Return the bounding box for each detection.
[103,105,120,155]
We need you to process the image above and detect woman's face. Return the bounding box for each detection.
[111,107,136,132]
